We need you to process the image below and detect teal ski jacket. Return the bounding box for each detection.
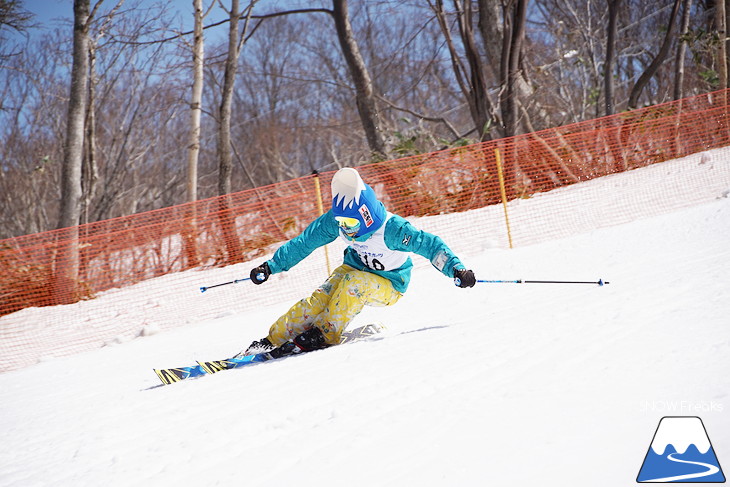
[266,210,465,293]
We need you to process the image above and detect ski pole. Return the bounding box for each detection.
[477,278,609,286]
[199,277,252,293]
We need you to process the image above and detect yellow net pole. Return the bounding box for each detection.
[312,171,332,275]
[495,148,514,249]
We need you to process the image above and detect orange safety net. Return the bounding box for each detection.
[2,89,730,372]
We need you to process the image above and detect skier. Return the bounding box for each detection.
[245,167,476,358]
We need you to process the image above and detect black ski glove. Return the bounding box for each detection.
[453,268,476,288]
[250,262,271,285]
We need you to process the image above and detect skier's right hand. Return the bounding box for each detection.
[250,262,271,285]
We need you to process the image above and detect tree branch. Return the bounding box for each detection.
[111,8,333,46]
[375,94,461,140]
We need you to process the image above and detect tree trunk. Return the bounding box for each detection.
[627,0,682,109]
[183,0,206,269]
[502,0,528,137]
[726,0,730,84]
[459,0,494,140]
[716,0,728,90]
[218,0,239,198]
[82,41,99,226]
[431,0,500,141]
[188,0,205,204]
[605,0,621,115]
[478,0,545,132]
[54,0,90,304]
[58,0,89,231]
[217,0,243,264]
[674,0,693,99]
[331,0,387,159]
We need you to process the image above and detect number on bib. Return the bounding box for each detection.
[362,254,385,271]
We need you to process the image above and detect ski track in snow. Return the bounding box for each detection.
[1,169,729,486]
[644,453,721,482]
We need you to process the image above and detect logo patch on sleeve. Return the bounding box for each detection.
[432,251,448,271]
[402,235,412,246]
[359,204,374,227]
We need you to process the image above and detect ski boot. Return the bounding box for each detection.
[266,327,329,359]
[235,337,274,358]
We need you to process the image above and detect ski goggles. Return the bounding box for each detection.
[335,216,361,234]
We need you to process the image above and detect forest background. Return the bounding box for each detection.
[0,0,727,240]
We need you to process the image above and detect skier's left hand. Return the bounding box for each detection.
[250,262,271,284]
[453,268,476,288]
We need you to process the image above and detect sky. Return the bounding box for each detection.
[11,0,322,45]
[16,0,230,42]
[5,0,320,47]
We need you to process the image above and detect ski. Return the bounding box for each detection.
[154,322,384,385]
[197,352,269,374]
[154,364,207,384]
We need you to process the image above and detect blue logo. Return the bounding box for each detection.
[637,416,725,483]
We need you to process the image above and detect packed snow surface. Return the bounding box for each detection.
[1,174,729,486]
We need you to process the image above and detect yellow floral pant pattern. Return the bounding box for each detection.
[267,264,402,346]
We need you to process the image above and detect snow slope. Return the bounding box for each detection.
[2,148,728,372]
[1,182,729,486]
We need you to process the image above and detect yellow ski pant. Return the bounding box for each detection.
[267,264,402,346]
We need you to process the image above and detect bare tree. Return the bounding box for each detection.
[331,0,387,158]
[81,1,125,227]
[181,0,213,269]
[716,0,728,90]
[627,0,682,109]
[0,29,69,239]
[0,0,33,64]
[217,0,258,264]
[2,0,728,241]
[483,0,547,130]
[430,0,501,141]
[501,0,529,136]
[188,0,212,205]
[54,0,98,303]
[217,0,261,197]
[674,0,693,100]
[229,14,313,185]
[605,0,621,115]
[58,0,95,232]
[218,0,240,198]
[244,2,390,160]
[0,0,32,30]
